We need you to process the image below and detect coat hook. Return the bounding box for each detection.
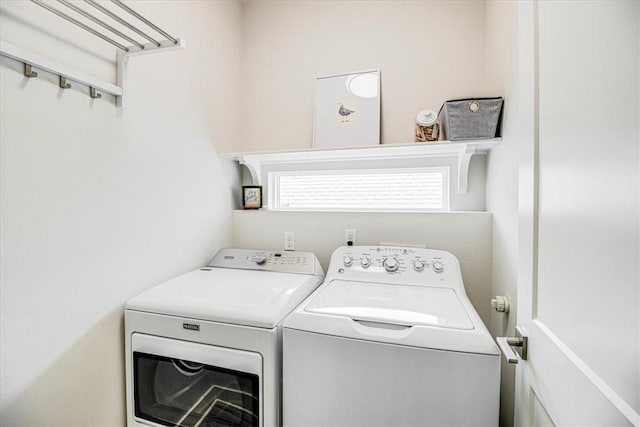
[24,64,38,78]
[89,87,102,99]
[59,76,71,89]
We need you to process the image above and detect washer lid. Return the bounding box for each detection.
[126,268,323,329]
[305,280,473,330]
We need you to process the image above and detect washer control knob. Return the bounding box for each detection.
[432,260,444,273]
[343,255,353,267]
[252,253,267,265]
[360,257,371,269]
[413,260,425,272]
[383,257,399,272]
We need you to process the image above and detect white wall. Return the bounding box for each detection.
[239,0,487,152]
[0,1,242,425]
[232,210,493,328]
[484,2,519,426]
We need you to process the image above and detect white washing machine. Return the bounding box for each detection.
[283,245,500,427]
[125,248,323,427]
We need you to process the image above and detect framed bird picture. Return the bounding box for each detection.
[242,186,262,210]
[313,70,380,149]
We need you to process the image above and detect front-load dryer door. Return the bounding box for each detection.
[131,334,262,427]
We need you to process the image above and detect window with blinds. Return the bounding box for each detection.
[269,167,449,211]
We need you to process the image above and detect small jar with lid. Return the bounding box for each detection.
[415,110,439,142]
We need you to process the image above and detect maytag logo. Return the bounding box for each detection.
[183,323,200,331]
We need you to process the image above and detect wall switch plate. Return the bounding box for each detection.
[284,232,295,251]
[344,229,357,246]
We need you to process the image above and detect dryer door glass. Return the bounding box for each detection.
[134,352,259,427]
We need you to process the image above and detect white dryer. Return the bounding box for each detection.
[283,245,500,427]
[125,248,323,427]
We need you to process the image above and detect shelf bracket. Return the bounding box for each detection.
[237,155,263,187]
[116,38,186,108]
[457,143,478,194]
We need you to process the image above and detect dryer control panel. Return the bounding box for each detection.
[327,245,462,288]
[208,248,323,276]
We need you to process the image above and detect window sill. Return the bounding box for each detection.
[223,138,501,193]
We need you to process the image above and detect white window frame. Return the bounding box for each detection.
[268,167,450,212]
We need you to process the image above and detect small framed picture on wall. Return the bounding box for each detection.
[243,186,262,210]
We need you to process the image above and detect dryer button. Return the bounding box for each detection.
[252,254,267,265]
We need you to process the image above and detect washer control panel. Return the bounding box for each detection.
[208,248,322,275]
[331,245,459,285]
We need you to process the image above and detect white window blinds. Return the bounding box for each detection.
[269,168,449,211]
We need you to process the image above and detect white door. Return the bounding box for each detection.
[512,1,639,426]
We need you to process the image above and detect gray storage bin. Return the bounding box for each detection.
[438,97,503,141]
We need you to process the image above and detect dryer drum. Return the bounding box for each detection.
[171,358,205,376]
[134,352,259,426]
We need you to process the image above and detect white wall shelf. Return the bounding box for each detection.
[0,39,185,108]
[223,138,501,194]
[0,0,186,108]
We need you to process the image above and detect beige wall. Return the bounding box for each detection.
[0,1,242,424]
[232,210,493,328]
[0,1,519,425]
[238,0,488,152]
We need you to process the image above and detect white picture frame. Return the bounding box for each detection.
[313,70,380,149]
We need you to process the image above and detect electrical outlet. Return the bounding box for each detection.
[284,232,295,251]
[344,229,357,246]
